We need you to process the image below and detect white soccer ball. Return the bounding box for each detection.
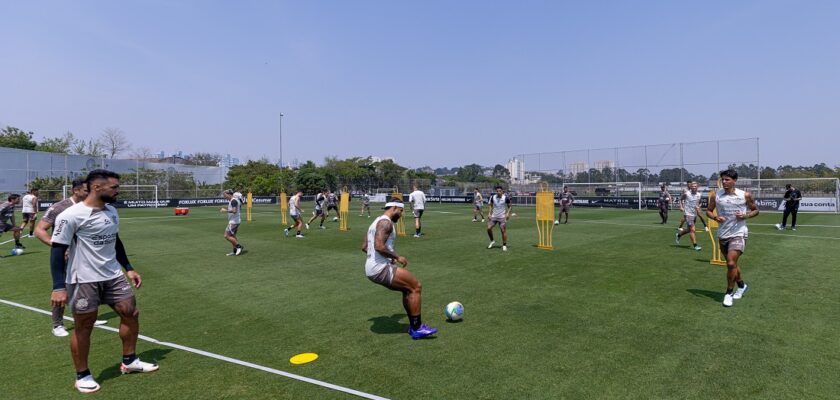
[444,301,464,321]
[11,248,24,256]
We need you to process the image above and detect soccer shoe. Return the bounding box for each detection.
[775,223,784,230]
[295,234,304,238]
[15,243,25,249]
[408,324,438,340]
[319,225,326,229]
[481,219,484,222]
[733,284,748,300]
[333,217,339,221]
[226,252,236,256]
[75,375,100,393]
[487,241,495,249]
[52,326,69,337]
[722,293,734,307]
[675,232,681,245]
[704,226,709,232]
[235,246,243,256]
[472,218,477,222]
[284,228,289,237]
[554,220,559,225]
[94,320,107,326]
[120,358,159,374]
[792,227,797,231]
[502,245,508,252]
[305,223,310,230]
[693,245,702,251]
[413,234,421,238]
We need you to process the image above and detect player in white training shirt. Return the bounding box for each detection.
[20,188,39,239]
[408,185,426,237]
[675,181,703,251]
[284,190,305,237]
[486,186,512,251]
[50,170,158,394]
[706,169,758,308]
[220,189,244,256]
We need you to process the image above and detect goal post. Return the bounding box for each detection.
[558,182,643,210]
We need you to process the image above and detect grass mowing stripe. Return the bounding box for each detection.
[0,298,390,400]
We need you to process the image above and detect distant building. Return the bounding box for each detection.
[568,162,588,176]
[507,157,525,183]
[221,154,241,168]
[370,156,396,163]
[593,160,615,171]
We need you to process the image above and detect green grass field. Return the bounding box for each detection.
[1,203,839,399]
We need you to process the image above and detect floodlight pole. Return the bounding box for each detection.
[279,113,284,168]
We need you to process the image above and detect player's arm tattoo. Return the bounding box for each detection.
[374,219,398,259]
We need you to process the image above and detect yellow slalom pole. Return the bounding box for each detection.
[536,183,555,250]
[708,180,725,266]
[246,192,253,223]
[340,187,349,231]
[391,188,406,237]
[280,191,288,225]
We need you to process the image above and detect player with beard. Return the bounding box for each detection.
[361,201,437,339]
[50,169,158,393]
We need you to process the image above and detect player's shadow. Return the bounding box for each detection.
[368,314,409,334]
[687,289,723,302]
[97,348,172,383]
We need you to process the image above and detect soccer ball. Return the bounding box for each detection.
[10,248,24,256]
[444,301,464,321]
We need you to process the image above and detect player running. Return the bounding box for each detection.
[359,191,371,217]
[472,188,485,222]
[0,194,24,249]
[554,186,574,225]
[220,189,244,256]
[486,186,512,251]
[284,190,305,238]
[706,169,758,308]
[361,201,437,339]
[325,190,340,221]
[408,185,426,237]
[50,169,158,393]
[20,188,39,238]
[306,190,327,229]
[34,178,107,337]
[657,184,672,224]
[675,181,703,251]
[676,181,709,232]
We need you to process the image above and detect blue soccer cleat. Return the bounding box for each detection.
[408,324,438,340]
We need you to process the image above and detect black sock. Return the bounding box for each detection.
[236,244,242,248]
[725,288,734,294]
[296,230,301,235]
[737,281,745,288]
[122,353,137,365]
[503,242,507,246]
[409,315,422,330]
[76,369,92,380]
[416,229,420,235]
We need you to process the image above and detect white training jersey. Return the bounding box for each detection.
[409,190,426,210]
[489,194,510,219]
[365,215,396,277]
[715,188,748,239]
[682,191,702,216]
[474,192,483,206]
[228,198,241,224]
[314,194,325,211]
[22,194,36,213]
[52,202,123,284]
[289,195,300,216]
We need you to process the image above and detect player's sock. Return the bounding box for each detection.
[503,242,507,246]
[122,353,137,365]
[76,369,92,379]
[736,281,745,289]
[409,315,422,331]
[725,288,734,295]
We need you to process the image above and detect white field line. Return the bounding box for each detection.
[0,298,389,400]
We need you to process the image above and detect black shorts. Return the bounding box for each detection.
[0,223,14,234]
[22,213,37,223]
[327,205,338,211]
[413,209,424,218]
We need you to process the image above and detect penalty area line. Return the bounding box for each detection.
[0,298,390,400]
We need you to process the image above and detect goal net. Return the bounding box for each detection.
[560,182,643,210]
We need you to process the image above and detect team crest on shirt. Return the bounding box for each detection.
[76,298,89,309]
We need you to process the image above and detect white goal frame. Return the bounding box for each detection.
[558,181,643,210]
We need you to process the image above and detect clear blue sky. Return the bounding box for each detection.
[2,0,839,170]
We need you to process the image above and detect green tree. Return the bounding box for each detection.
[226,160,284,195]
[0,126,38,150]
[456,164,483,182]
[492,164,510,180]
[36,132,75,153]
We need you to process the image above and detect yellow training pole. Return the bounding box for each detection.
[280,191,288,225]
[340,188,350,231]
[391,188,406,237]
[246,192,253,223]
[708,180,726,266]
[536,184,555,250]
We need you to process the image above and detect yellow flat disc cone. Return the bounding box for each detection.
[290,352,319,365]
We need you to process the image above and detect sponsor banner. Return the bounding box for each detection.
[426,196,472,204]
[778,197,836,212]
[40,197,278,210]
